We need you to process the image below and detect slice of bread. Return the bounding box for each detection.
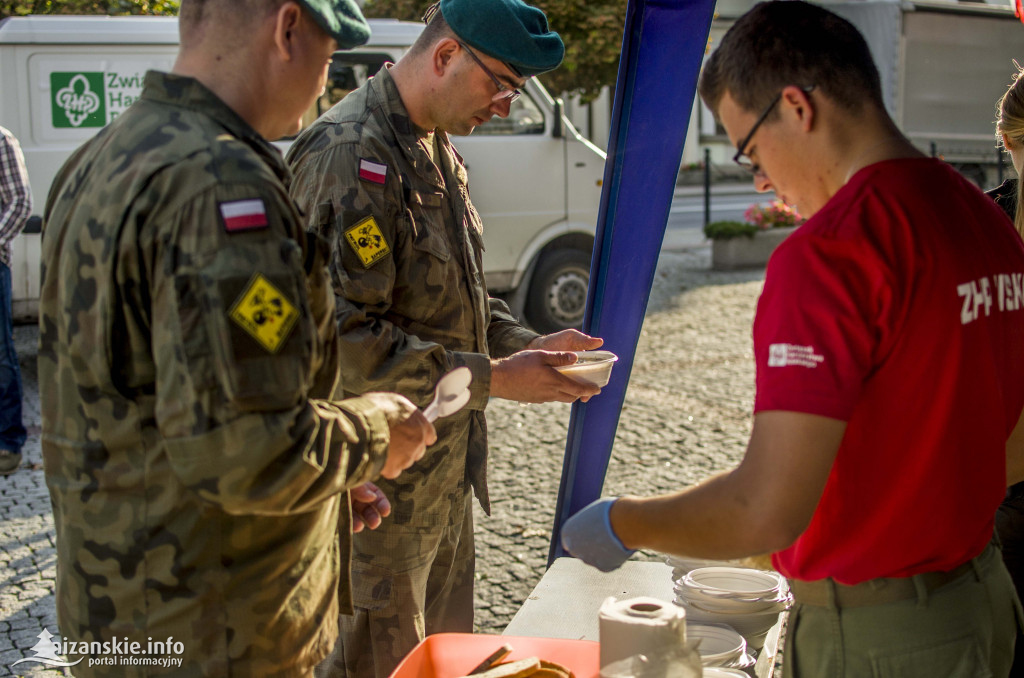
[538,659,574,678]
[466,657,542,678]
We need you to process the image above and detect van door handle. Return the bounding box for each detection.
[575,162,586,168]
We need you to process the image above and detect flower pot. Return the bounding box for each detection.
[711,226,797,270]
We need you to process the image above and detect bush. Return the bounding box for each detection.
[705,200,805,240]
[703,220,759,240]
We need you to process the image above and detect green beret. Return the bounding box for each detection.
[440,0,564,78]
[297,0,371,49]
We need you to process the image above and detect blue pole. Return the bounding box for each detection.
[548,0,716,564]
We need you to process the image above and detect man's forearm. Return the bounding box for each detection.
[610,470,796,560]
[0,198,30,242]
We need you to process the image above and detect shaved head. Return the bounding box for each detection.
[179,0,284,47]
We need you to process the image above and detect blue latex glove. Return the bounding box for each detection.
[561,497,637,572]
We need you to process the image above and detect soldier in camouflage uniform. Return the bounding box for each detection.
[39,1,436,676]
[287,1,604,676]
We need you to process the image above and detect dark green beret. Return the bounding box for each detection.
[297,0,371,49]
[440,0,564,78]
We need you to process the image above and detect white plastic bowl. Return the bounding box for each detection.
[703,668,752,678]
[674,588,780,614]
[683,567,784,598]
[688,624,749,667]
[682,604,783,650]
[667,555,741,578]
[553,350,618,387]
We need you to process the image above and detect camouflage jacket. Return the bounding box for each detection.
[288,67,538,515]
[40,71,390,677]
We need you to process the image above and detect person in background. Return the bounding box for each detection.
[562,3,1024,676]
[992,62,1024,236]
[40,1,434,675]
[990,60,1024,678]
[0,126,29,477]
[287,1,603,676]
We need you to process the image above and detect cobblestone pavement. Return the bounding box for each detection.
[0,246,766,677]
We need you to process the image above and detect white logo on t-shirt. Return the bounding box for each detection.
[957,273,1024,325]
[768,343,825,368]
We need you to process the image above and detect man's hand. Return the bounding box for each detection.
[527,329,603,353]
[361,392,437,479]
[561,497,636,572]
[351,482,391,533]
[489,350,602,403]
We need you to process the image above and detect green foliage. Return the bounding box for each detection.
[703,220,759,240]
[361,0,624,103]
[0,0,179,18]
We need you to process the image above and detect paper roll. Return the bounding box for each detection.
[598,596,687,668]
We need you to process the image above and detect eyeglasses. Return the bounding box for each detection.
[457,40,522,104]
[732,86,815,175]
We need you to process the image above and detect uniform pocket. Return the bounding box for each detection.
[410,204,451,263]
[870,634,992,678]
[349,523,439,611]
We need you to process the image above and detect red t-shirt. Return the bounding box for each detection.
[757,158,1024,584]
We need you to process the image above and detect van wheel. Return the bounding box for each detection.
[525,248,591,334]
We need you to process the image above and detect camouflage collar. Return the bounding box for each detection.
[140,70,289,181]
[368,67,451,191]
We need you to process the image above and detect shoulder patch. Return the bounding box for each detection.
[228,273,299,353]
[220,199,269,233]
[345,216,391,268]
[359,158,388,185]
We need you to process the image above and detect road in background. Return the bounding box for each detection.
[663,183,768,250]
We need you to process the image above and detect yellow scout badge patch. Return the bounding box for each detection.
[228,274,299,353]
[345,216,391,268]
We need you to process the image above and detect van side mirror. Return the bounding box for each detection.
[553,98,564,139]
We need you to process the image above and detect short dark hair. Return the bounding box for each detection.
[699,0,883,118]
[179,0,282,43]
[407,4,457,57]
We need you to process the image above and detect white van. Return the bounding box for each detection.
[0,15,606,332]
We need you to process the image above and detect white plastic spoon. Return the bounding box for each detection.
[423,367,473,422]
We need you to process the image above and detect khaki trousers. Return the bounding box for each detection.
[786,543,1023,677]
[315,492,475,678]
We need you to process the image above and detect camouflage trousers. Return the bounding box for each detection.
[316,420,476,678]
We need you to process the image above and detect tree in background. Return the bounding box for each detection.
[0,0,178,18]
[362,0,624,103]
[0,0,623,103]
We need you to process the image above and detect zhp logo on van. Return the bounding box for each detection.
[51,73,105,128]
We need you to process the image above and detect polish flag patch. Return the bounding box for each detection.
[359,158,388,185]
[220,199,269,232]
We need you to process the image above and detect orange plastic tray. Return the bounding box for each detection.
[389,633,600,678]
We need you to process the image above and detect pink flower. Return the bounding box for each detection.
[745,200,805,229]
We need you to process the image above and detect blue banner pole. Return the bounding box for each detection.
[548,0,716,565]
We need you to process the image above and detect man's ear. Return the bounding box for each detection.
[781,84,815,132]
[432,38,459,76]
[271,1,304,62]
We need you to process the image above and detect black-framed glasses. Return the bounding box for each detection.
[457,40,522,104]
[732,86,815,175]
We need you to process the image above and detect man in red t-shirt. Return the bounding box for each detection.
[561,2,1024,674]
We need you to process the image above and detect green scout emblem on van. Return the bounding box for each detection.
[51,73,105,128]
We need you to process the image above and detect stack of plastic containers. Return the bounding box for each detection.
[686,623,755,671]
[672,565,793,653]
